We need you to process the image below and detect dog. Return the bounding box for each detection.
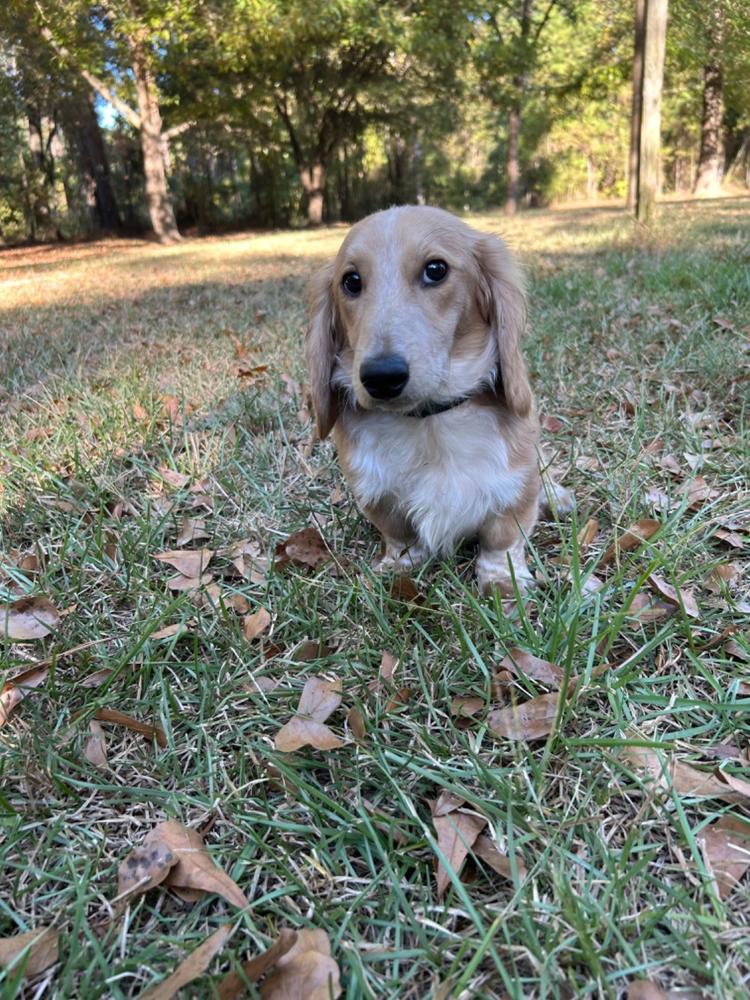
[306,204,559,595]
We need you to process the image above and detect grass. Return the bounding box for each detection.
[1,196,749,999]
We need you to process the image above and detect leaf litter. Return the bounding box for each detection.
[0,595,60,640]
[274,677,343,752]
[0,926,58,978]
[139,924,234,1000]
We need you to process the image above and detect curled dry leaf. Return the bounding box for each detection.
[622,745,750,803]
[0,664,49,726]
[1,595,60,640]
[347,707,367,740]
[488,692,562,741]
[599,520,660,567]
[84,720,108,769]
[715,528,745,550]
[368,650,399,695]
[577,517,599,551]
[706,562,742,593]
[259,928,341,1000]
[389,575,421,603]
[431,801,487,897]
[626,592,673,624]
[473,834,527,882]
[118,834,179,903]
[648,574,700,619]
[725,636,749,661]
[541,414,564,433]
[499,648,564,687]
[275,677,343,752]
[176,517,209,547]
[139,924,234,1000]
[450,696,484,718]
[682,475,719,510]
[699,815,750,899]
[243,607,271,641]
[151,622,191,640]
[217,929,298,999]
[155,549,214,578]
[94,708,167,748]
[275,527,329,570]
[166,572,214,593]
[0,926,58,978]
[290,639,325,662]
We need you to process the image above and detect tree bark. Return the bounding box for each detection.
[300,163,326,225]
[71,93,121,232]
[131,39,181,243]
[636,0,668,224]
[693,61,724,196]
[505,102,521,215]
[627,0,646,212]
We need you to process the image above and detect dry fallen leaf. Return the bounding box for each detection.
[368,650,399,695]
[627,983,668,1000]
[599,520,660,567]
[121,820,248,910]
[217,929,298,999]
[626,592,673,624]
[706,562,742,593]
[648,574,700,619]
[151,622,191,640]
[0,664,50,726]
[176,517,209,547]
[715,528,746,550]
[259,928,341,1000]
[541,414,564,433]
[488,692,562,741]
[499,648,564,687]
[0,926,58,978]
[347,707,367,740]
[140,924,233,1000]
[155,549,214,577]
[577,518,599,551]
[275,527,329,570]
[84,720,108,769]
[450,696,484,718]
[389,576,421,602]
[725,636,750,661]
[431,801,487,896]
[0,596,60,640]
[94,709,167,748]
[699,815,750,899]
[622,745,750,803]
[157,467,192,490]
[243,608,271,641]
[275,677,343,752]
[473,834,527,881]
[682,476,719,510]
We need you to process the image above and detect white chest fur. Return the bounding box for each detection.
[341,404,526,554]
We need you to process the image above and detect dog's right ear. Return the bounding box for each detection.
[306,262,340,439]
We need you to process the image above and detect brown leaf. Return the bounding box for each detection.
[658,454,682,476]
[0,926,58,978]
[81,668,114,688]
[157,467,191,490]
[118,835,179,902]
[95,708,167,748]
[155,549,214,577]
[715,528,746,550]
[384,686,411,712]
[84,720,108,769]
[159,393,182,424]
[699,815,750,899]
[217,930,298,999]
[0,596,60,640]
[599,519,660,567]
[389,576,421,602]
[165,572,214,593]
[243,608,271,641]
[648,574,700,619]
[432,791,467,816]
[488,692,561,741]
[450,696,484,718]
[706,562,742,593]
[275,527,329,570]
[473,834,527,881]
[259,928,341,1000]
[499,648,564,687]
[176,517,209,547]
[347,707,366,740]
[626,592,673,624]
[146,821,248,908]
[541,414,564,432]
[275,677,343,752]
[627,984,668,1000]
[152,622,191,640]
[139,924,233,1000]
[290,639,325,662]
[0,664,50,725]
[368,650,399,695]
[622,745,750,803]
[682,475,719,510]
[725,636,750,661]
[432,808,487,896]
[577,518,599,551]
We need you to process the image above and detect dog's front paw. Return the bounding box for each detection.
[477,548,535,597]
[539,480,575,518]
[373,542,428,574]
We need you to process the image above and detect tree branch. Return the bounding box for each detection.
[163,120,196,141]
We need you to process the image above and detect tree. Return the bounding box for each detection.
[633,0,668,222]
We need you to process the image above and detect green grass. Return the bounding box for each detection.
[1,197,749,998]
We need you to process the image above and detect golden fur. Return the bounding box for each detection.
[306,205,545,593]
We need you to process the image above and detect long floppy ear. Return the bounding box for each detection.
[306,262,340,439]
[472,234,533,419]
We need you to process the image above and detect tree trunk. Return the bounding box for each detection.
[301,163,326,225]
[131,40,181,243]
[636,0,668,224]
[73,94,121,232]
[505,102,521,215]
[693,61,724,196]
[627,0,646,212]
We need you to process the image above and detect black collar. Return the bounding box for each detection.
[404,395,470,418]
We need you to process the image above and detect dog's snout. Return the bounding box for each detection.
[359,354,410,400]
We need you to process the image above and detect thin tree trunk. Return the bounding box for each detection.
[627,0,646,212]
[300,163,326,225]
[505,101,521,215]
[131,39,181,243]
[693,61,724,196]
[74,94,121,232]
[636,0,668,224]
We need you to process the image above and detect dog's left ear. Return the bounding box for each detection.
[472,234,533,419]
[306,262,340,439]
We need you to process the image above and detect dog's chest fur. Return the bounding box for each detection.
[339,404,527,554]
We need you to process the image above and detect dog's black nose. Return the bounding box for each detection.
[359,354,410,400]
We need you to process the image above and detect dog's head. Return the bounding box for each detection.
[306,205,532,438]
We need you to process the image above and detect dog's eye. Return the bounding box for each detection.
[423,259,448,285]
[342,271,362,296]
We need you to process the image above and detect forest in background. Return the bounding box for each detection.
[1,0,748,245]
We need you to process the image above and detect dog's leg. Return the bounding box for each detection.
[538,477,575,518]
[364,500,429,573]
[477,493,538,597]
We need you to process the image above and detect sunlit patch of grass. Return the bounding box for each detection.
[1,198,750,998]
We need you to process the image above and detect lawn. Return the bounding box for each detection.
[1,197,749,999]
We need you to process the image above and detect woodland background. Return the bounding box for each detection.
[0,0,749,246]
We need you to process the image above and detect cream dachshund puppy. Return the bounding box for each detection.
[306,204,557,595]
